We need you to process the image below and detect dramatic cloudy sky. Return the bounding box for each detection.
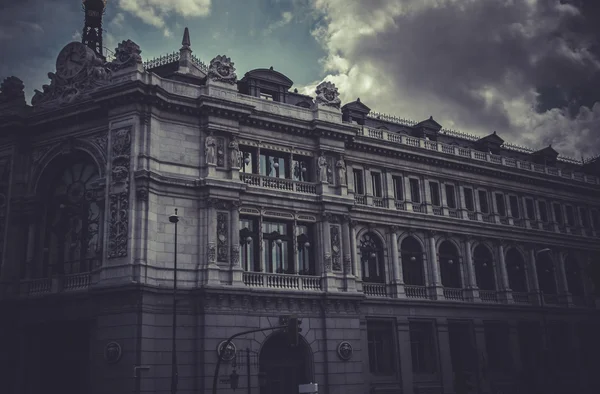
[1,0,599,159]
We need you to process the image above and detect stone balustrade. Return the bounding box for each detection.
[443,287,465,301]
[240,173,317,194]
[404,285,429,299]
[363,283,388,297]
[242,272,322,291]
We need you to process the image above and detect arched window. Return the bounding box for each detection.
[401,236,424,285]
[564,255,583,297]
[506,248,527,292]
[41,155,102,277]
[359,232,385,283]
[473,244,496,291]
[439,241,461,288]
[536,251,557,295]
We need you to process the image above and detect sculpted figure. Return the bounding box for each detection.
[317,153,328,183]
[336,157,346,185]
[229,137,240,168]
[205,132,216,165]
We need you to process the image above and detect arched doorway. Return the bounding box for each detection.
[259,331,313,394]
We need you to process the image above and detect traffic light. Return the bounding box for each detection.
[286,314,302,346]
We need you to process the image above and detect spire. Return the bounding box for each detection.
[82,0,107,59]
[182,27,191,48]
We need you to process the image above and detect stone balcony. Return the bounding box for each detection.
[240,173,317,194]
[358,126,600,186]
[16,273,91,296]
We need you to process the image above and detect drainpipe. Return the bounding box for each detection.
[320,296,330,394]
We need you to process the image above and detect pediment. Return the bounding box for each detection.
[342,98,371,114]
[242,68,293,89]
[477,131,504,145]
[533,145,559,158]
[415,116,442,131]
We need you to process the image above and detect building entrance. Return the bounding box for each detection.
[259,331,312,394]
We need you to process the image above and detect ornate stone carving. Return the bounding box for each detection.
[315,81,341,109]
[336,341,353,361]
[104,342,123,364]
[317,153,328,183]
[326,157,334,184]
[208,242,217,264]
[216,137,225,167]
[107,192,129,258]
[32,144,55,165]
[136,187,148,201]
[231,244,240,266]
[111,127,132,187]
[107,40,143,72]
[205,132,216,165]
[324,253,332,272]
[343,255,351,272]
[90,133,108,153]
[331,225,342,271]
[0,76,25,104]
[336,156,346,186]
[207,55,237,85]
[217,212,229,262]
[229,137,240,168]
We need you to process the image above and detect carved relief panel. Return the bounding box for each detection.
[217,211,229,263]
[331,225,342,271]
[108,126,132,259]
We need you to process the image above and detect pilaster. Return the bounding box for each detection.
[427,231,443,299]
[342,215,356,291]
[389,226,404,297]
[436,318,455,394]
[463,236,480,302]
[230,201,243,286]
[205,198,220,285]
[496,241,512,303]
[397,318,414,394]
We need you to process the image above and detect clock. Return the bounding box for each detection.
[56,42,93,80]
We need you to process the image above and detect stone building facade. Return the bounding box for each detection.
[1,28,600,394]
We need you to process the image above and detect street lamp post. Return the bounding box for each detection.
[169,209,180,394]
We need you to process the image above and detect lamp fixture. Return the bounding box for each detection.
[276,238,283,246]
[244,156,251,165]
[410,256,417,262]
[273,161,279,169]
[370,252,377,259]
[448,259,454,265]
[246,236,252,244]
[304,241,310,248]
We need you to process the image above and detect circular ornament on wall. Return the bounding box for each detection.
[337,341,353,361]
[217,340,237,362]
[104,341,122,364]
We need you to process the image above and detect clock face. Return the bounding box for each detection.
[56,42,90,79]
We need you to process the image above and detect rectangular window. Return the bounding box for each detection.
[392,175,403,200]
[464,188,474,211]
[259,153,286,178]
[292,159,310,182]
[262,221,292,274]
[429,182,441,206]
[484,322,511,372]
[509,196,520,219]
[445,184,456,209]
[495,193,506,216]
[371,172,383,198]
[565,206,575,226]
[525,198,535,220]
[579,207,589,228]
[553,203,563,224]
[538,201,548,222]
[240,150,254,174]
[478,190,489,214]
[240,217,259,272]
[353,169,364,195]
[367,321,396,376]
[409,321,438,374]
[410,178,421,203]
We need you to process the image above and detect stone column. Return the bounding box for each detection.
[364,167,373,206]
[459,184,469,219]
[403,176,414,211]
[508,320,523,374]
[342,215,356,291]
[384,171,395,208]
[423,178,432,214]
[321,213,335,291]
[497,242,512,302]
[473,320,491,394]
[463,236,479,301]
[527,246,541,305]
[351,220,362,291]
[556,251,571,305]
[206,198,220,284]
[397,318,414,394]
[230,201,243,286]
[389,226,404,297]
[427,231,443,299]
[436,318,455,394]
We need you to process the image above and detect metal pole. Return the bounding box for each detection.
[246,348,251,394]
[170,209,179,394]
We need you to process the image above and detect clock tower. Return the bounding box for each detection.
[81,0,107,60]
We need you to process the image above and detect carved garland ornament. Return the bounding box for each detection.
[217,212,229,263]
[108,127,132,259]
[331,225,342,271]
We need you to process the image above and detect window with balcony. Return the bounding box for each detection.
[565,205,575,226]
[536,251,557,295]
[292,158,311,182]
[367,320,397,376]
[392,175,403,201]
[410,178,421,203]
[240,149,255,174]
[464,188,475,212]
[401,237,425,286]
[445,184,456,209]
[353,169,364,195]
[505,248,527,292]
[260,151,287,179]
[430,182,441,206]
[579,207,589,228]
[262,221,292,274]
[473,244,496,291]
[552,203,563,225]
[371,172,383,198]
[40,155,103,278]
[525,198,535,220]
[564,255,583,297]
[495,193,506,216]
[439,241,461,288]
[509,195,520,218]
[409,321,438,374]
[484,322,511,373]
[359,232,385,283]
[538,201,548,222]
[478,190,489,214]
[296,224,315,275]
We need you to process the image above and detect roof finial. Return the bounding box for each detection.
[357,97,361,102]
[182,27,191,48]
[270,66,274,70]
